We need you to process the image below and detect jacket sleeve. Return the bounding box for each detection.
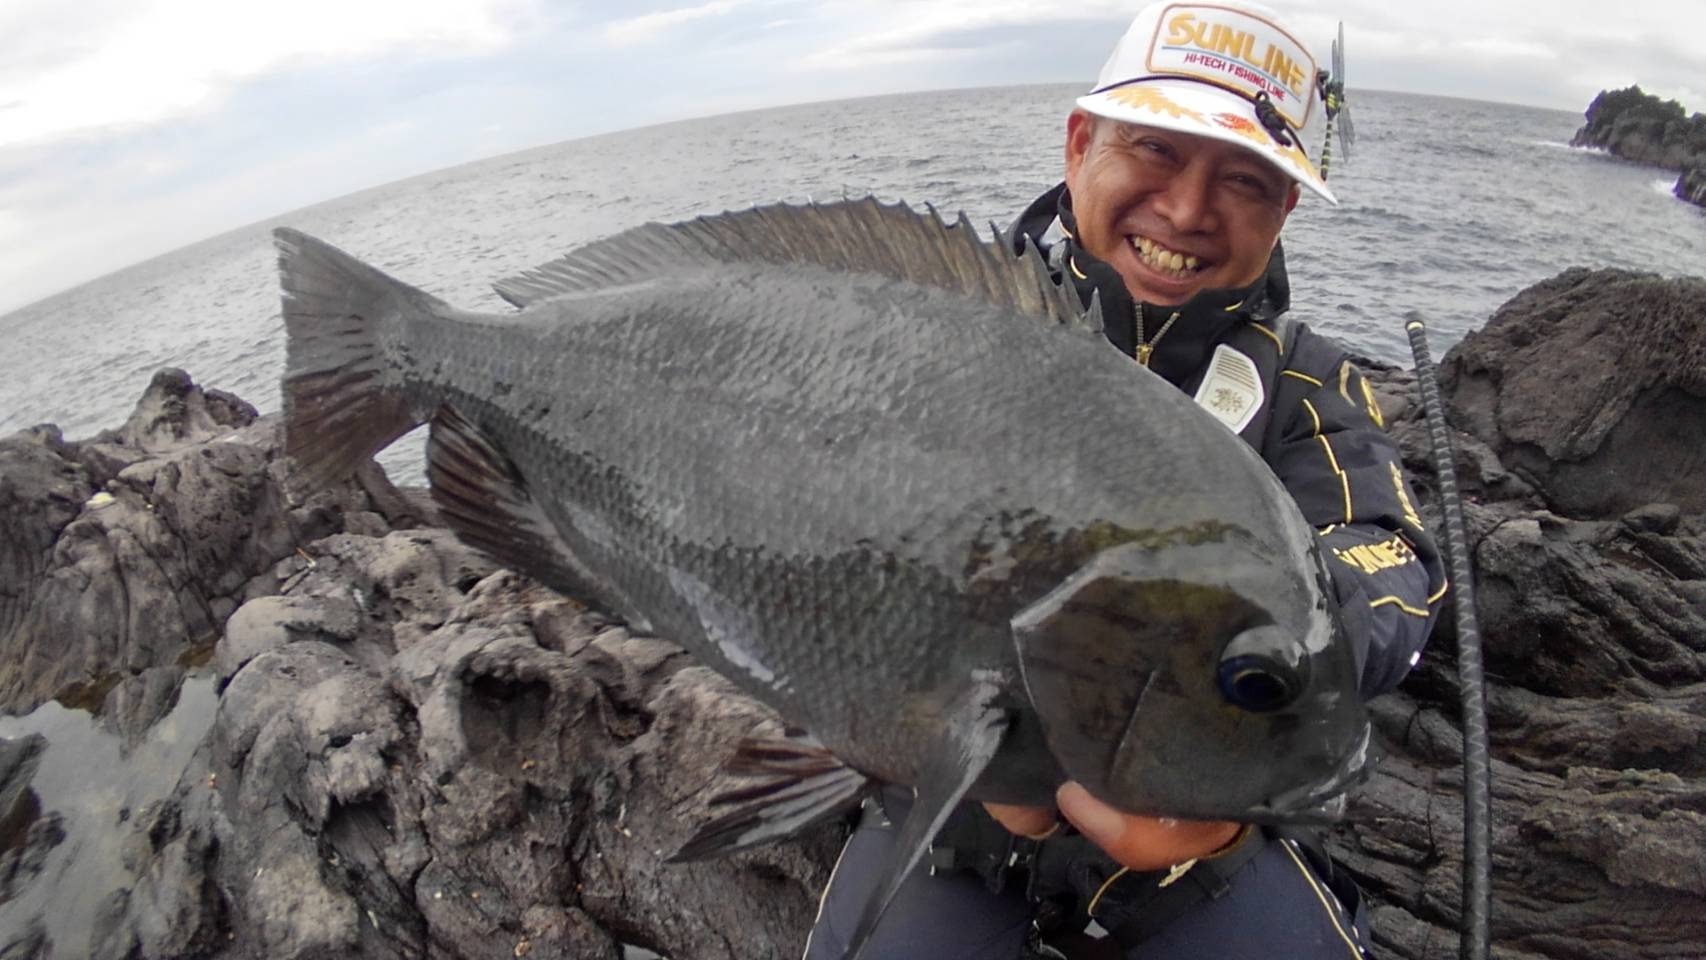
[1262,332,1447,697]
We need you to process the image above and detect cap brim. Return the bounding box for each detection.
[1077,79,1336,205]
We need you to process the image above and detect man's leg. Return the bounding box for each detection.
[803,805,1035,960]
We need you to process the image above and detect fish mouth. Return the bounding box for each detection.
[1241,720,1378,824]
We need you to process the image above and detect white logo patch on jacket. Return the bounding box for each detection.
[1193,344,1264,434]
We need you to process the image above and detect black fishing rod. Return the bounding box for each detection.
[1404,316,1492,960]
[1314,23,1489,956]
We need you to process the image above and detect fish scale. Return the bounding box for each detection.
[275,199,1371,960]
[426,270,1146,769]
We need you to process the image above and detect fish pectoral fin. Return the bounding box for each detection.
[841,674,1011,960]
[669,729,872,862]
[426,404,612,606]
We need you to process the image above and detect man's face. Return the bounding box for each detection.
[1063,110,1300,306]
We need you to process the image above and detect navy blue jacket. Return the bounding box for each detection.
[1010,184,1445,696]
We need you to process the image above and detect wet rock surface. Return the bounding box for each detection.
[1,266,1703,958]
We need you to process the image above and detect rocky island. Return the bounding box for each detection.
[1572,85,1706,208]
[2,268,1703,959]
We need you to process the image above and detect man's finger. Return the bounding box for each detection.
[1055,782,1242,872]
[982,801,1060,839]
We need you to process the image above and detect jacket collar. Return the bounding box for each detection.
[1010,183,1291,386]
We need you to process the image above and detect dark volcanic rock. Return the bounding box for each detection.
[0,735,45,846]
[89,539,833,960]
[1439,268,1706,517]
[1572,85,1706,173]
[0,368,418,718]
[0,921,47,960]
[0,735,63,910]
[1679,164,1706,208]
[0,427,90,673]
[1329,276,1706,960]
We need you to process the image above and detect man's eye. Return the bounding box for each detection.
[1228,173,1273,196]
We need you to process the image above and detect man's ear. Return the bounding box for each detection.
[1284,183,1301,214]
[1065,109,1096,185]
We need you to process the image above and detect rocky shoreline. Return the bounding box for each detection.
[1571,85,1706,209]
[2,268,1704,959]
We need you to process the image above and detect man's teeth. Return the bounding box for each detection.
[1131,236,1202,276]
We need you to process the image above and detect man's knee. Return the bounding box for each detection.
[803,809,1034,960]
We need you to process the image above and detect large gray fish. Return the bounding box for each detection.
[275,200,1370,958]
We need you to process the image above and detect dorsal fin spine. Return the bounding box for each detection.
[489,196,1097,337]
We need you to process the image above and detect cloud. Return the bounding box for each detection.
[795,0,1133,69]
[1456,38,1556,61]
[1288,1,1705,110]
[603,0,757,46]
[0,0,540,147]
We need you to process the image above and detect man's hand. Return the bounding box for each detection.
[985,783,1241,872]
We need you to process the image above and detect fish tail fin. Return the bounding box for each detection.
[275,227,445,485]
[669,729,872,862]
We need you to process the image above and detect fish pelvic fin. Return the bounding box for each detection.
[491,198,1100,335]
[426,404,624,609]
[276,228,446,486]
[840,673,1011,960]
[669,729,872,862]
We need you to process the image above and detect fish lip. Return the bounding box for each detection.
[1247,720,1378,824]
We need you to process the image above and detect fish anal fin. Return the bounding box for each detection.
[842,673,1011,960]
[670,730,872,862]
[425,405,606,604]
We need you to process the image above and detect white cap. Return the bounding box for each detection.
[1077,1,1336,204]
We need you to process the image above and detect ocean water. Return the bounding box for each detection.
[3,85,1703,484]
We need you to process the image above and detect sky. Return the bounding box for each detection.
[2,0,1702,316]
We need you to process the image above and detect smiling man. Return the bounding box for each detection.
[803,3,1446,959]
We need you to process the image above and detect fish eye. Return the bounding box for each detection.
[1217,660,1297,713]
[1215,624,1307,713]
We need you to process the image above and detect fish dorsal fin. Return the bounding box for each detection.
[492,198,1098,334]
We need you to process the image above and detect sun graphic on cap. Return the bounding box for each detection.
[1212,113,1262,138]
[1211,111,1280,152]
[1208,112,1325,187]
[1106,86,1205,123]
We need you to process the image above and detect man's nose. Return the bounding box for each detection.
[1152,161,1217,233]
